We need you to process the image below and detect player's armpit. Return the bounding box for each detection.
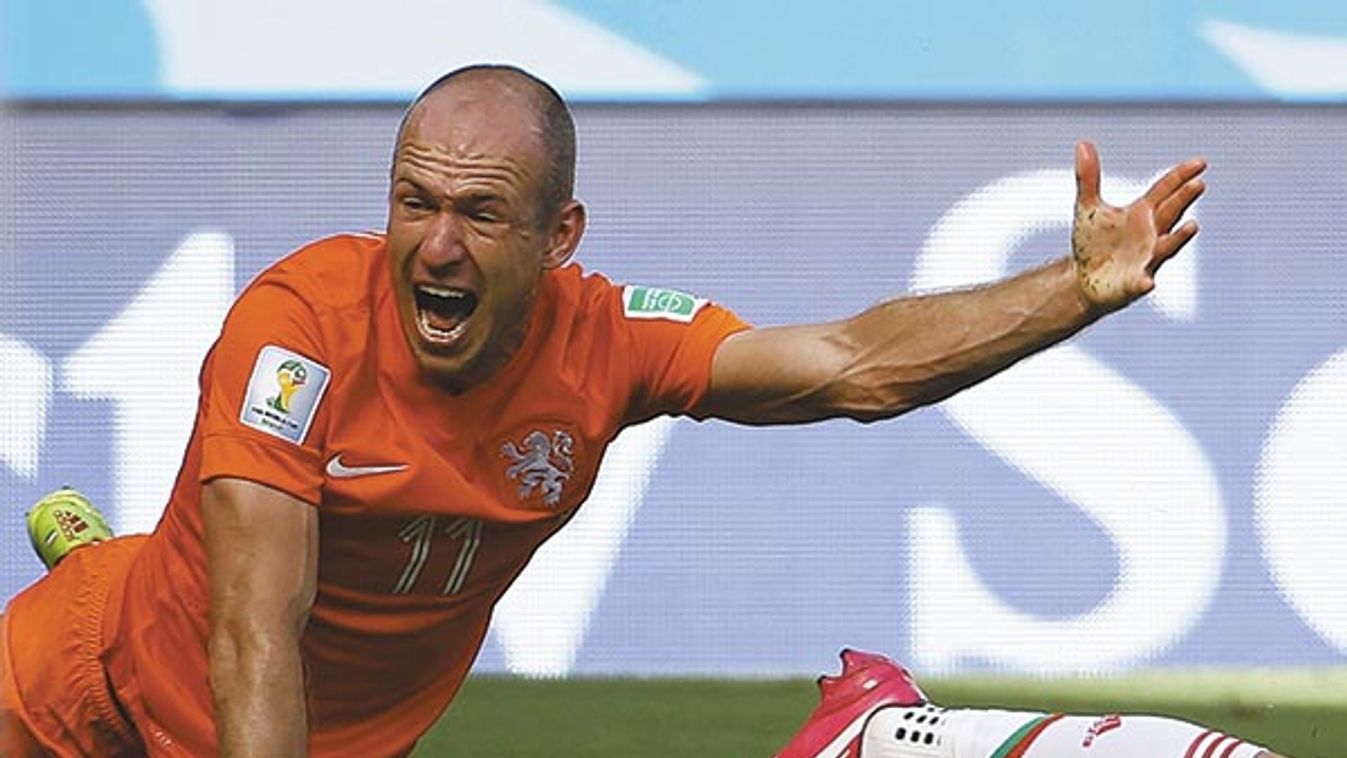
[203,477,317,758]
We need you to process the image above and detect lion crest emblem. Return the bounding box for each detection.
[501,430,575,508]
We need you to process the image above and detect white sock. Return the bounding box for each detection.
[861,705,1268,758]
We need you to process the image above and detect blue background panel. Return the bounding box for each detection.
[3,103,1346,676]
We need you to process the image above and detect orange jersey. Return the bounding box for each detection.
[105,233,749,757]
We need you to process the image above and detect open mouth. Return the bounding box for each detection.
[413,284,479,346]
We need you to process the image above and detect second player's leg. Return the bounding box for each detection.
[774,650,1292,758]
[861,705,1286,757]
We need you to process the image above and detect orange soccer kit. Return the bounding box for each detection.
[2,233,748,757]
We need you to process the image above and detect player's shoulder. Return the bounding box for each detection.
[268,231,385,290]
[547,262,621,312]
[548,264,712,326]
[244,231,386,311]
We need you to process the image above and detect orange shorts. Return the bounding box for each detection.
[1,536,148,758]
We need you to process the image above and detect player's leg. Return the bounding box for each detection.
[860,705,1285,757]
[2,485,88,754]
[5,486,146,757]
[2,613,58,757]
[774,650,1289,758]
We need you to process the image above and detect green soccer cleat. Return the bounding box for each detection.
[26,487,114,569]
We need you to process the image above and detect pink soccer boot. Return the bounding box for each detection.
[774,649,930,758]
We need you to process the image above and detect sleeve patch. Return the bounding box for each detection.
[239,345,331,445]
[622,285,709,323]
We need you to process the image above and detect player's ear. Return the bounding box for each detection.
[541,199,586,270]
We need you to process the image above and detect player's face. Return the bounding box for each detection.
[386,89,555,392]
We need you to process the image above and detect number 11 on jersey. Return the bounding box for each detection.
[392,515,483,595]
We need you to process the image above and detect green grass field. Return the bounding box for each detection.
[415,669,1347,757]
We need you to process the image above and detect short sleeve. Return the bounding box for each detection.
[197,275,332,505]
[620,285,751,424]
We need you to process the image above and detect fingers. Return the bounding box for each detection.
[1151,219,1200,270]
[1153,176,1206,232]
[1144,156,1207,209]
[1074,141,1101,208]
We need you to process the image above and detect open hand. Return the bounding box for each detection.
[1071,141,1207,312]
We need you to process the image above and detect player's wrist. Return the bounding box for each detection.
[1049,254,1106,324]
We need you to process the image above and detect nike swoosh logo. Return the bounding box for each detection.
[325,455,408,479]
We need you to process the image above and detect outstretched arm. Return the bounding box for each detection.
[205,477,318,758]
[701,142,1206,425]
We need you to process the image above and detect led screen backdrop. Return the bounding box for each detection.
[2,103,1346,677]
